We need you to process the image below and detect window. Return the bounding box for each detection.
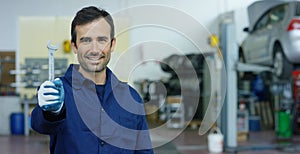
[269,4,286,24]
[253,4,287,32]
[253,13,269,31]
[296,2,300,16]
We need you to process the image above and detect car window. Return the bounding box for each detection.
[296,2,300,16]
[253,13,269,31]
[269,4,286,24]
[252,4,286,32]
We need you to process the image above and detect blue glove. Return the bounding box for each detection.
[38,78,64,113]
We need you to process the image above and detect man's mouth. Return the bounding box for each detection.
[87,56,101,60]
[86,55,104,63]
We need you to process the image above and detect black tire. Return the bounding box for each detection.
[239,47,246,63]
[273,44,293,79]
[238,47,253,80]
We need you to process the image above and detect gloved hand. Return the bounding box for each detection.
[38,78,64,113]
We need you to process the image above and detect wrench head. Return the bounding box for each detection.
[47,41,59,51]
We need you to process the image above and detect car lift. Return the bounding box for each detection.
[220,22,300,153]
[219,22,280,153]
[235,62,273,73]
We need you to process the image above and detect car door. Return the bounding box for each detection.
[243,12,271,64]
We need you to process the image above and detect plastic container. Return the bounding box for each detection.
[276,111,292,138]
[237,103,249,132]
[207,127,224,153]
[10,113,24,135]
[249,116,261,131]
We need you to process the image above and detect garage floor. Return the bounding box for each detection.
[1,127,300,154]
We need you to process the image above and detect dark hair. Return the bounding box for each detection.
[71,6,115,47]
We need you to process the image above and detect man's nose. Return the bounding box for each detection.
[91,41,101,52]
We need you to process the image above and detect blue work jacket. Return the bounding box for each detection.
[31,64,153,154]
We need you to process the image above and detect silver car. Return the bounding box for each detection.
[240,0,300,79]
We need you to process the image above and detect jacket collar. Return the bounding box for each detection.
[64,64,121,94]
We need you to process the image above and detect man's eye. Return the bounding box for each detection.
[80,38,92,43]
[98,37,108,43]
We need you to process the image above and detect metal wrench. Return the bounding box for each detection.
[47,41,58,82]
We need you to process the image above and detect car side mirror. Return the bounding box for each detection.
[243,27,249,32]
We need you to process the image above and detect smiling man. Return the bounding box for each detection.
[31,6,153,154]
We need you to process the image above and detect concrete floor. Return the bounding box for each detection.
[172,129,300,154]
[1,127,300,154]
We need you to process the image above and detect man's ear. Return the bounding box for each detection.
[71,42,78,54]
[110,38,116,52]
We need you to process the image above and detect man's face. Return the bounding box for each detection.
[72,18,116,74]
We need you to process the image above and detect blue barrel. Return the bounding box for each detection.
[10,113,24,135]
[249,116,261,131]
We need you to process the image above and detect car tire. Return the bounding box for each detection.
[238,47,253,80]
[273,44,293,79]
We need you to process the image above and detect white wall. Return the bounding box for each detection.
[0,0,259,83]
[0,0,118,51]
[1,0,258,51]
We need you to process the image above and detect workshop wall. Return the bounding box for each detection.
[19,16,73,64]
[1,0,259,51]
[0,0,260,88]
[18,16,73,96]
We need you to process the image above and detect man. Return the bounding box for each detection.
[31,6,153,154]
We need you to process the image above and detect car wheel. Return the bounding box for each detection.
[238,47,253,80]
[273,45,293,79]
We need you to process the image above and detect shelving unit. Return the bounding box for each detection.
[160,53,205,122]
[9,58,68,136]
[10,58,68,88]
[166,96,185,128]
[0,52,16,95]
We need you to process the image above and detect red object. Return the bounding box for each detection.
[292,70,300,102]
[287,19,300,31]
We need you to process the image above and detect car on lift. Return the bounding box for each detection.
[240,1,300,79]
